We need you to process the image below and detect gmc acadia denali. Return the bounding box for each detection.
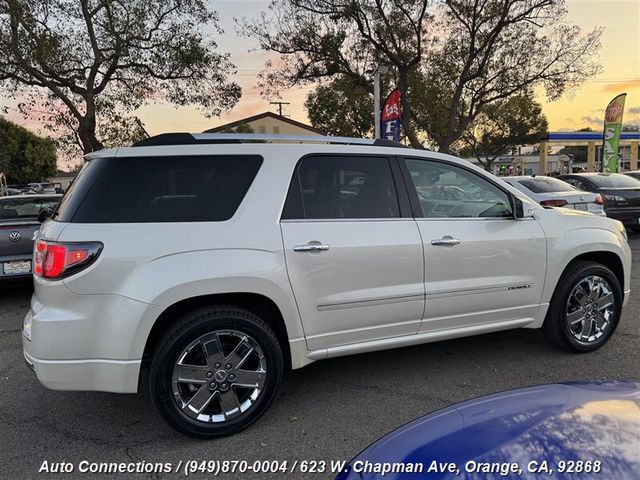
[22,133,631,437]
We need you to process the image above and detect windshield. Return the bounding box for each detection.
[0,197,60,220]
[590,174,640,188]
[518,177,575,193]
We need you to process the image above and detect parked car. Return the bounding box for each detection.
[623,170,640,182]
[337,381,640,480]
[1,194,61,280]
[24,133,631,438]
[27,182,63,194]
[558,173,640,230]
[502,175,605,216]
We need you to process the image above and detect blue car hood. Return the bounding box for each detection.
[338,381,640,479]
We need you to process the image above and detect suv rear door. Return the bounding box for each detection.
[399,156,547,332]
[280,154,424,350]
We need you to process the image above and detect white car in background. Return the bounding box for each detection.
[502,175,606,216]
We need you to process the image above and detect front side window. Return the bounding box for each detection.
[404,158,512,218]
[282,155,400,220]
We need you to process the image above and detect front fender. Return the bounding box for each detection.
[542,227,631,304]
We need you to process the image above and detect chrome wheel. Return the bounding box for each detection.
[566,275,615,345]
[172,330,266,423]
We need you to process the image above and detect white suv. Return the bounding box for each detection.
[22,133,631,437]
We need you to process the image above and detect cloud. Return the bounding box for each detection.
[629,107,640,115]
[581,115,603,126]
[602,78,640,92]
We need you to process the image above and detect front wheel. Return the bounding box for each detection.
[542,261,622,352]
[150,306,284,438]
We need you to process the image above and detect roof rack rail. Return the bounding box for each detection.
[131,132,408,148]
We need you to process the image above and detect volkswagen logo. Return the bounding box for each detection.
[8,231,22,242]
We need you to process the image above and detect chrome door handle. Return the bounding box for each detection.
[431,236,461,247]
[293,242,330,252]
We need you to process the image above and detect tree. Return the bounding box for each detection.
[0,0,241,155]
[459,94,548,171]
[558,146,587,163]
[218,122,255,133]
[0,116,57,183]
[305,76,373,137]
[622,124,639,132]
[243,0,602,152]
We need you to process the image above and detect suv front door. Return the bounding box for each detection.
[281,155,424,350]
[400,157,547,332]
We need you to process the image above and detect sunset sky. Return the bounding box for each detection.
[2,0,639,143]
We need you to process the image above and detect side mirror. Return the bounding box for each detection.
[37,207,53,223]
[513,196,534,219]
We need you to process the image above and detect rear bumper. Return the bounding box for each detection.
[21,287,162,393]
[23,349,140,393]
[604,207,640,224]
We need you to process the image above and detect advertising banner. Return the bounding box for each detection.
[601,93,627,172]
[381,89,401,142]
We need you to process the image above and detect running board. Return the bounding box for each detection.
[306,318,536,361]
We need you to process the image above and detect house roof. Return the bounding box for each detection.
[53,169,77,177]
[203,111,325,135]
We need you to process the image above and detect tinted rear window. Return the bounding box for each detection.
[518,177,575,193]
[60,155,262,223]
[589,174,640,189]
[0,197,60,220]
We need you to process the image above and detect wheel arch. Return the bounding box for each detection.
[142,292,292,371]
[565,251,625,292]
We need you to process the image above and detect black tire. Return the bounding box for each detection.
[542,260,622,352]
[629,225,640,233]
[150,305,284,438]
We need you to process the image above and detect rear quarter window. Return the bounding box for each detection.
[61,155,262,223]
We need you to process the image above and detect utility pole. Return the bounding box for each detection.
[270,101,290,117]
[373,65,389,139]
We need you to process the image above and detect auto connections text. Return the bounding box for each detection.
[38,458,603,477]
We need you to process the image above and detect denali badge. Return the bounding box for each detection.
[8,231,22,242]
[508,284,532,290]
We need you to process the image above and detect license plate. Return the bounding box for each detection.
[574,203,587,211]
[3,260,31,275]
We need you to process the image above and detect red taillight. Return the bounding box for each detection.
[33,241,102,279]
[540,199,568,207]
[594,194,604,205]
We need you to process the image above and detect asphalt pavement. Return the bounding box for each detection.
[1,235,639,479]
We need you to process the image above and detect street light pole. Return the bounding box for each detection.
[373,65,389,139]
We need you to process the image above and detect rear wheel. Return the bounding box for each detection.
[150,306,284,438]
[542,261,622,352]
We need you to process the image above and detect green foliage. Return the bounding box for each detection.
[459,94,549,171]
[244,0,602,152]
[558,146,587,163]
[305,77,373,137]
[218,123,255,133]
[0,117,57,183]
[0,0,241,154]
